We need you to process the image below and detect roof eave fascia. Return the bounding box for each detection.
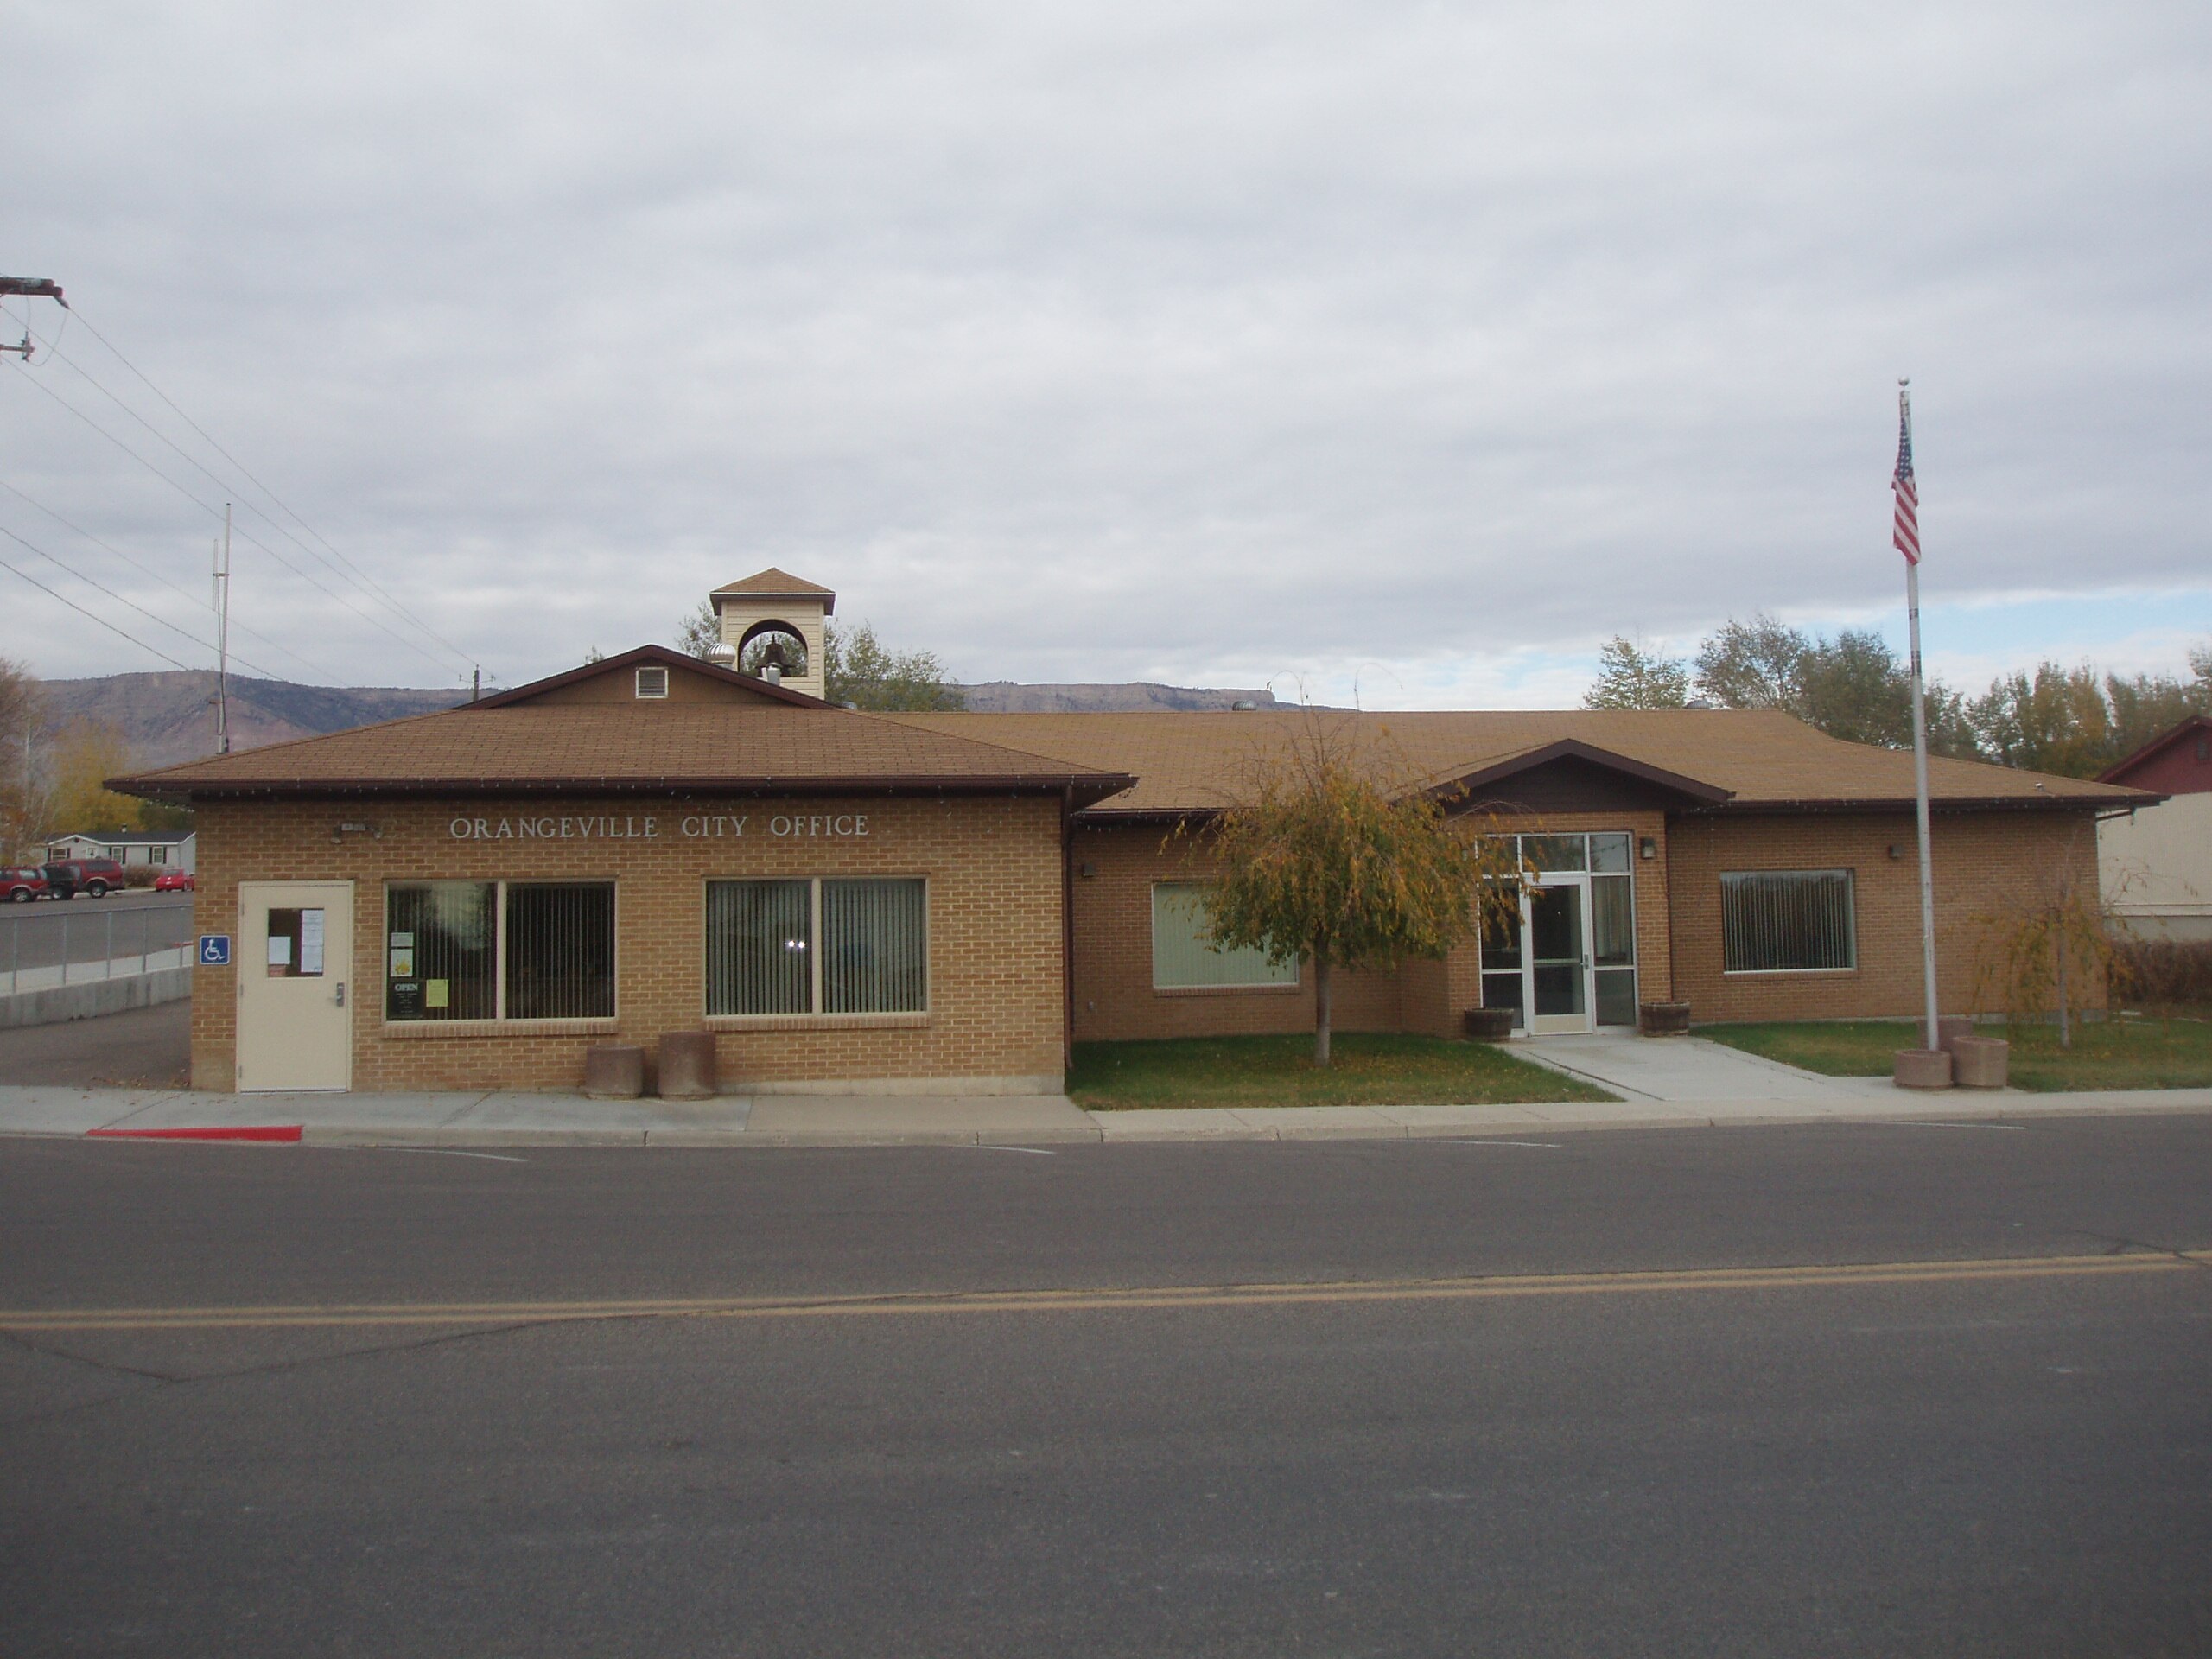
[1675,792,2155,816]
[115,773,1139,805]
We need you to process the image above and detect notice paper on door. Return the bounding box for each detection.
[266,936,292,969]
[425,979,448,1008]
[300,910,326,976]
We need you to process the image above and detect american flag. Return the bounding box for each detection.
[1891,397,1919,564]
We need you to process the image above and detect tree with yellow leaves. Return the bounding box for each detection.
[1193,712,1527,1065]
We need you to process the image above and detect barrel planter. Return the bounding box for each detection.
[1639,1001,1693,1036]
[1463,1007,1516,1042]
[1951,1036,2010,1090]
[1892,1047,1954,1090]
[582,1044,646,1099]
[657,1031,720,1099]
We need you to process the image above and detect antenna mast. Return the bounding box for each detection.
[213,505,232,754]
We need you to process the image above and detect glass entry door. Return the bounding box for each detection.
[1528,878,1592,1033]
[1475,832,1641,1034]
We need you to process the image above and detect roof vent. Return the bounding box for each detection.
[636,665,670,699]
[1230,699,1259,712]
[1685,698,1714,710]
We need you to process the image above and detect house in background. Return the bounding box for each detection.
[2098,714,2212,942]
[45,830,198,872]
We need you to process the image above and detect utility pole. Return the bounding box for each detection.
[472,665,480,703]
[0,276,66,359]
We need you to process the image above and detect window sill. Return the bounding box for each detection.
[1719,968,1858,978]
[382,1018,620,1039]
[706,1012,931,1032]
[1153,982,1302,997]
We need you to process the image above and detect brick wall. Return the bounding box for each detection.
[1664,809,2104,1022]
[193,794,1066,1093]
[1069,808,1673,1041]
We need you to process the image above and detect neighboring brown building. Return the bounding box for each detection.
[115,572,2156,1095]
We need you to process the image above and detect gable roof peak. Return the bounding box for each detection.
[711,567,836,605]
[471,642,830,709]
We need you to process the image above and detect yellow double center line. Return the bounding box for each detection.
[4,1250,2206,1333]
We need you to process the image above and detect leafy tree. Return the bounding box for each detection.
[41,721,146,840]
[1196,714,1526,1065]
[1691,613,1979,757]
[1694,613,1808,712]
[1796,629,1917,748]
[1583,637,1688,709]
[1967,663,2114,778]
[824,621,965,712]
[0,658,46,857]
[676,600,720,659]
[1969,821,2113,1047]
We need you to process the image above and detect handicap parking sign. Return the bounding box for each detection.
[198,934,232,967]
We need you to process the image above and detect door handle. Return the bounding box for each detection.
[334,982,346,1007]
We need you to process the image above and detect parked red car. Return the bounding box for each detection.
[1,867,48,902]
[153,869,196,892]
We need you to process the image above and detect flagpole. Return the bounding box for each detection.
[1898,381,1940,1052]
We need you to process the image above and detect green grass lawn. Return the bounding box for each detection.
[1697,1016,2212,1092]
[1068,1032,1617,1110]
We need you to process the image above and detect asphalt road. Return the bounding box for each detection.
[4,1117,2209,1656]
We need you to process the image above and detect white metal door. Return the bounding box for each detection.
[237,880,353,1091]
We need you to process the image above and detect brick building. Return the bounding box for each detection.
[116,571,2154,1094]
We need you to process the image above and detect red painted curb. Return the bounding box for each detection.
[86,1125,304,1143]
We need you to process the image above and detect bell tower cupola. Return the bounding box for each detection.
[708,569,835,701]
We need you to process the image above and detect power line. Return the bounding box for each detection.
[32,327,472,665]
[0,476,332,683]
[0,518,288,680]
[15,339,475,677]
[0,532,194,672]
[53,309,478,667]
[7,365,471,680]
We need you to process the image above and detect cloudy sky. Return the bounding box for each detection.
[3,0,2207,707]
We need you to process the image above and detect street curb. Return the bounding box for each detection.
[85,1124,302,1143]
[15,1098,2209,1153]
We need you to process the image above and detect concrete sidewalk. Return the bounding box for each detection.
[0,1078,2206,1148]
[1515,1032,1900,1103]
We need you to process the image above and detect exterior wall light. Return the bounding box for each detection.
[1638,837,1658,861]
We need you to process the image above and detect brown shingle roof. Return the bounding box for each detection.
[711,568,836,601]
[113,702,1134,804]
[880,708,2152,816]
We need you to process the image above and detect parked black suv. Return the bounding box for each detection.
[41,859,126,898]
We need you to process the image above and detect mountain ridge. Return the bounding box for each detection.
[41,671,1284,769]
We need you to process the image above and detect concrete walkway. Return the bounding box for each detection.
[1514,1032,1898,1103]
[0,1071,2205,1148]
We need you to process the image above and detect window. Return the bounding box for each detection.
[148,847,168,866]
[707,878,927,1015]
[1721,870,1855,973]
[265,907,327,978]
[635,665,669,698]
[1151,882,1299,990]
[386,880,615,1020]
